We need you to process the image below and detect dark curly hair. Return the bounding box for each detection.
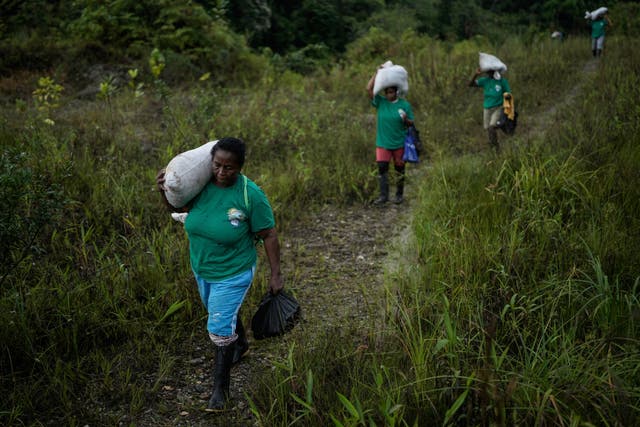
[211,137,246,168]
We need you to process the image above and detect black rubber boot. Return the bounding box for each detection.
[374,162,390,205]
[592,49,597,57]
[206,344,234,412]
[374,172,389,205]
[393,165,405,204]
[597,49,602,57]
[488,127,499,153]
[232,318,249,365]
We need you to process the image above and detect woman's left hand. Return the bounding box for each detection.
[268,273,284,295]
[257,227,284,294]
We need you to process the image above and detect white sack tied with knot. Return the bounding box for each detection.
[585,7,607,20]
[373,61,409,96]
[163,140,217,209]
[478,52,507,73]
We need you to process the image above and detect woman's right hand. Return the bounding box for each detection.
[156,169,167,192]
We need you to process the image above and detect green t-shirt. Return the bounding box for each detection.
[476,76,511,109]
[591,19,606,38]
[184,175,275,281]
[371,95,414,150]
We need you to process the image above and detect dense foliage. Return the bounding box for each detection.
[2,0,639,79]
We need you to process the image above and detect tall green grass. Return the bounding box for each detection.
[1,25,638,426]
[374,37,640,425]
[242,37,640,426]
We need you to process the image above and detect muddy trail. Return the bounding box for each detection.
[111,59,599,427]
[121,197,414,427]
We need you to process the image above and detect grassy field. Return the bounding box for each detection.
[1,29,639,426]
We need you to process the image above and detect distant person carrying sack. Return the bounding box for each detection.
[366,62,415,205]
[156,137,284,412]
[587,9,612,57]
[469,53,512,153]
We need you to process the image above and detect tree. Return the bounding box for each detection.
[222,0,272,42]
[249,0,384,54]
[541,0,588,33]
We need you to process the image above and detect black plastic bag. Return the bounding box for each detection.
[407,125,424,155]
[251,291,301,340]
[496,110,518,135]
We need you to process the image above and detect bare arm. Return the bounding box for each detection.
[469,68,482,87]
[256,227,283,294]
[366,70,377,100]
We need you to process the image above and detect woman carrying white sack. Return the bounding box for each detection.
[366,62,414,205]
[468,53,512,153]
[156,137,284,412]
[587,8,612,57]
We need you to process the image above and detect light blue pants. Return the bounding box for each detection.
[194,265,255,344]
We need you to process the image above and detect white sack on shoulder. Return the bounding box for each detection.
[373,62,409,96]
[164,140,217,208]
[479,52,507,73]
[585,7,607,20]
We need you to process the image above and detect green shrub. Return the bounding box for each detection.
[0,138,69,288]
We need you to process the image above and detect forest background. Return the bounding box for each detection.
[2,0,640,426]
[3,0,640,78]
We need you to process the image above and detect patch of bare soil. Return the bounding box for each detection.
[122,173,422,427]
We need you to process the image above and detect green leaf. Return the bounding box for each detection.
[443,374,474,425]
[336,392,360,418]
[158,300,186,323]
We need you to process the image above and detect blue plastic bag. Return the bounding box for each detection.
[402,126,420,163]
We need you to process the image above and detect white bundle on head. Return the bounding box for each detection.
[479,52,507,73]
[373,61,410,96]
[585,6,608,20]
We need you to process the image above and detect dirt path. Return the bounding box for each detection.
[125,58,600,427]
[127,179,419,427]
[523,59,598,139]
